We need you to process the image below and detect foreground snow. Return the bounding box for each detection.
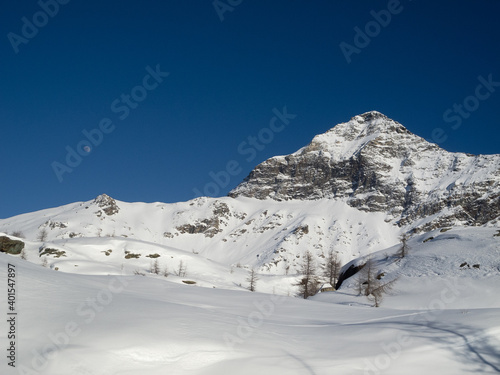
[2,227,500,375]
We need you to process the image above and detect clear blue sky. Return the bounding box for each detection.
[1,0,499,218]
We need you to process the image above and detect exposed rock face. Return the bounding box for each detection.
[39,247,66,258]
[93,194,120,216]
[176,217,222,238]
[0,236,25,255]
[229,111,500,229]
[335,263,365,290]
[176,201,233,238]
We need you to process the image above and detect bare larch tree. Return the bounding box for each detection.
[296,250,319,299]
[323,250,342,288]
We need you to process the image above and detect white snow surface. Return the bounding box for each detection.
[0,195,401,277]
[1,225,500,374]
[1,216,500,374]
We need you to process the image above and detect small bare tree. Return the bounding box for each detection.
[246,268,259,292]
[354,269,365,296]
[324,250,342,288]
[367,277,397,307]
[359,258,376,296]
[357,258,397,307]
[41,257,48,267]
[37,228,48,242]
[396,233,410,258]
[175,260,187,277]
[295,250,319,299]
[163,264,169,277]
[150,259,160,275]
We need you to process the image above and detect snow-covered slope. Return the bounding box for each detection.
[0,111,498,285]
[2,227,500,374]
[324,227,500,309]
[0,194,400,276]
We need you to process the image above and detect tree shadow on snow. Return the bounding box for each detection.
[404,321,500,374]
[284,350,318,375]
[344,318,500,373]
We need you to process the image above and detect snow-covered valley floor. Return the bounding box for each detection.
[2,227,500,375]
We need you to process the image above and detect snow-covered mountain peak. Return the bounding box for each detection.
[345,110,397,134]
[229,112,500,230]
[344,110,410,137]
[295,111,425,162]
[353,109,386,120]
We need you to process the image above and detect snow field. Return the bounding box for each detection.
[2,223,500,375]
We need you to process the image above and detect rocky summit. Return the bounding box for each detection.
[229,111,500,231]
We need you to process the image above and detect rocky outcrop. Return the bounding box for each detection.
[335,263,365,290]
[176,217,222,238]
[176,201,232,238]
[93,194,120,216]
[0,236,25,255]
[229,111,500,229]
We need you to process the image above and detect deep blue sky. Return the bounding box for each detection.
[1,0,499,218]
